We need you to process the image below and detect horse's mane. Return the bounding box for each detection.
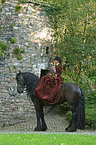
[22,72,40,96]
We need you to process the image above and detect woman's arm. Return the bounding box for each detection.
[56,65,62,77]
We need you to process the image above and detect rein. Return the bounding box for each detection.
[19,74,26,91]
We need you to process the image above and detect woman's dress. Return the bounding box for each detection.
[33,64,63,104]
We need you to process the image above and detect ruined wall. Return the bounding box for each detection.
[0,0,53,128]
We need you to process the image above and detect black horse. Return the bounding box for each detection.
[16,70,85,132]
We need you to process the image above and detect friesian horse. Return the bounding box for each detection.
[16,70,85,132]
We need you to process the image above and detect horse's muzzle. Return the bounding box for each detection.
[17,88,23,94]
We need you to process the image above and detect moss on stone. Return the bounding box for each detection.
[1,0,6,4]
[13,47,20,55]
[13,47,23,60]
[17,54,23,60]
[1,42,8,51]
[16,5,23,13]
[10,37,16,44]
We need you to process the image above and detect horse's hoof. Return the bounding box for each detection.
[42,124,47,131]
[34,126,42,131]
[42,127,47,131]
[65,127,77,132]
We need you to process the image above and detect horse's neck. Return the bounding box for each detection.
[23,72,39,89]
[22,73,28,83]
[22,73,32,87]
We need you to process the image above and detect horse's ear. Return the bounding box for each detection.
[19,70,21,75]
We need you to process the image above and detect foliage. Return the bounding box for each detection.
[1,0,6,4]
[17,55,23,60]
[0,41,8,56]
[0,51,3,57]
[0,133,96,145]
[61,74,75,83]
[9,24,14,29]
[16,5,23,13]
[1,42,7,51]
[21,49,25,53]
[10,37,16,44]
[13,47,23,60]
[13,47,20,55]
[42,0,96,76]
[0,40,2,46]
[38,0,96,130]
[86,106,96,130]
[18,0,28,3]
[61,71,96,129]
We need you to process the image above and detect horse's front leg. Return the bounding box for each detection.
[34,108,42,131]
[40,105,47,131]
[33,98,47,131]
[33,98,42,131]
[34,106,47,131]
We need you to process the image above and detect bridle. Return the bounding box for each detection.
[17,74,26,91]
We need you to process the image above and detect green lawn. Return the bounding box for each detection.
[0,133,96,145]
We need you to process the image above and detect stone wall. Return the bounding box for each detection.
[0,0,53,128]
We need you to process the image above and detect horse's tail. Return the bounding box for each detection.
[77,87,85,130]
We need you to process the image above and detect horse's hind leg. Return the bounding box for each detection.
[65,105,77,132]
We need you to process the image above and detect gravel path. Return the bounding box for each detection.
[0,107,68,132]
[0,107,96,135]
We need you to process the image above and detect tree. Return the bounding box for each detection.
[44,0,95,75]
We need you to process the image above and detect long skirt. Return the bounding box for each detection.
[33,76,62,104]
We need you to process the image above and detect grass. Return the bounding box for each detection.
[0,133,96,145]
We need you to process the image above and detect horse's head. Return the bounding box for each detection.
[16,70,25,94]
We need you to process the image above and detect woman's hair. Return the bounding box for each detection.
[54,56,62,64]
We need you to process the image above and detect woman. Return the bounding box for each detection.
[33,56,63,104]
[53,56,63,83]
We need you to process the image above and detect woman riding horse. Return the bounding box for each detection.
[33,56,64,104]
[16,56,85,132]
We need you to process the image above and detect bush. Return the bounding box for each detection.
[86,106,96,130]
[61,73,75,83]
[60,71,96,129]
